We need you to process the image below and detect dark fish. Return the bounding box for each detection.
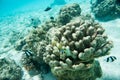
[50,16,54,20]
[44,7,51,11]
[105,56,117,62]
[23,50,33,57]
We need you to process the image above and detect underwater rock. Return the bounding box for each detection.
[43,8,113,79]
[91,0,120,21]
[57,3,81,25]
[0,58,23,80]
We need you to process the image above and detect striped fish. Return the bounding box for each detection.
[105,56,117,62]
[23,50,33,57]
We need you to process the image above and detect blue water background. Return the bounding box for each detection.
[0,0,53,17]
[0,0,88,17]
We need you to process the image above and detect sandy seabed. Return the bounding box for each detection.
[0,0,120,80]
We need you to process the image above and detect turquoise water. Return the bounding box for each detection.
[0,0,120,80]
[0,0,52,17]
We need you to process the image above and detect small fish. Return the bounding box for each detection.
[105,56,117,62]
[50,16,54,20]
[44,7,51,11]
[23,50,33,57]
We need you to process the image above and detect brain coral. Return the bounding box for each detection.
[43,16,113,80]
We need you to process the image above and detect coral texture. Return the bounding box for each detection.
[0,58,23,80]
[15,28,50,75]
[15,3,113,80]
[57,3,81,25]
[91,0,120,20]
[43,16,113,80]
[21,49,49,76]
[15,4,81,75]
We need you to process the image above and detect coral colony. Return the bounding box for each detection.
[43,17,113,80]
[91,0,120,20]
[43,3,113,79]
[1,3,113,80]
[0,58,23,80]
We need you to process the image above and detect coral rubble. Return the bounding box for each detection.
[0,58,23,80]
[91,0,120,20]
